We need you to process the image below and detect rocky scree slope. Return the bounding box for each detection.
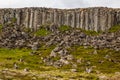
[0,23,120,68]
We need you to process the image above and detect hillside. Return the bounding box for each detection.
[0,22,120,79]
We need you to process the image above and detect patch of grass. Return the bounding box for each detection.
[0,24,2,33]
[69,45,120,73]
[59,25,71,32]
[0,46,55,71]
[0,46,120,79]
[23,27,31,33]
[11,18,17,23]
[79,28,102,36]
[109,25,120,33]
[34,28,51,36]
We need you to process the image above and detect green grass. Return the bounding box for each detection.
[11,18,17,23]
[0,45,117,74]
[109,25,120,33]
[0,45,55,71]
[59,25,71,32]
[0,46,120,79]
[0,24,2,33]
[80,29,102,36]
[34,28,51,36]
[69,45,120,73]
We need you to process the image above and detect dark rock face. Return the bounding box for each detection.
[0,23,120,50]
[0,24,40,49]
[0,7,120,32]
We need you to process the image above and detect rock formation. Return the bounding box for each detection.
[0,7,120,32]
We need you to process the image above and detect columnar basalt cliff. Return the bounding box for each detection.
[0,7,120,31]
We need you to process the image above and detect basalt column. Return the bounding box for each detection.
[71,11,76,28]
[29,10,34,30]
[33,10,38,31]
[61,11,66,25]
[85,10,89,30]
[65,11,69,26]
[80,10,85,29]
[16,10,21,25]
[89,9,94,30]
[107,10,114,30]
[58,12,62,27]
[25,9,29,28]
[66,12,70,26]
[116,10,120,25]
[93,8,99,32]
[0,7,120,32]
[50,11,54,24]
[0,10,5,24]
[99,9,108,31]
[42,10,47,25]
[38,10,43,26]
[76,11,80,28]
[54,10,58,24]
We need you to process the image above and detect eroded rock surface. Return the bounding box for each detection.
[0,7,120,31]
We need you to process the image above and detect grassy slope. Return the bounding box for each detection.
[70,46,120,73]
[0,25,120,79]
[0,46,120,79]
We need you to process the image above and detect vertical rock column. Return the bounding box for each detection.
[99,9,107,31]
[29,9,34,30]
[107,10,113,30]
[89,9,94,30]
[116,10,120,25]
[54,10,58,24]
[25,9,29,28]
[80,10,85,29]
[76,11,80,28]
[42,10,46,25]
[59,12,63,27]
[63,11,67,26]
[61,11,65,25]
[16,10,21,25]
[38,9,43,26]
[33,10,38,31]
[93,8,99,32]
[85,10,89,30]
[71,11,76,28]
[50,11,54,24]
[66,12,71,26]
[0,10,5,25]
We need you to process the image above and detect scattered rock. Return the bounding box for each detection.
[70,69,77,72]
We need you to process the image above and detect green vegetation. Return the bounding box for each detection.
[11,18,17,23]
[59,25,71,32]
[0,24,2,33]
[23,27,31,33]
[34,28,51,36]
[80,29,102,36]
[0,46,120,79]
[70,45,120,73]
[109,25,120,33]
[0,45,55,71]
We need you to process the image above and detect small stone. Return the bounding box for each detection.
[13,63,19,69]
[70,69,77,72]
[50,50,57,57]
[24,68,30,72]
[93,50,97,54]
[85,67,92,73]
[59,58,69,65]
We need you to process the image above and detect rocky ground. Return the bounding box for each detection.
[0,23,120,79]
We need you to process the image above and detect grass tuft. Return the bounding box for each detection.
[34,28,51,36]
[59,25,71,32]
[109,25,120,33]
